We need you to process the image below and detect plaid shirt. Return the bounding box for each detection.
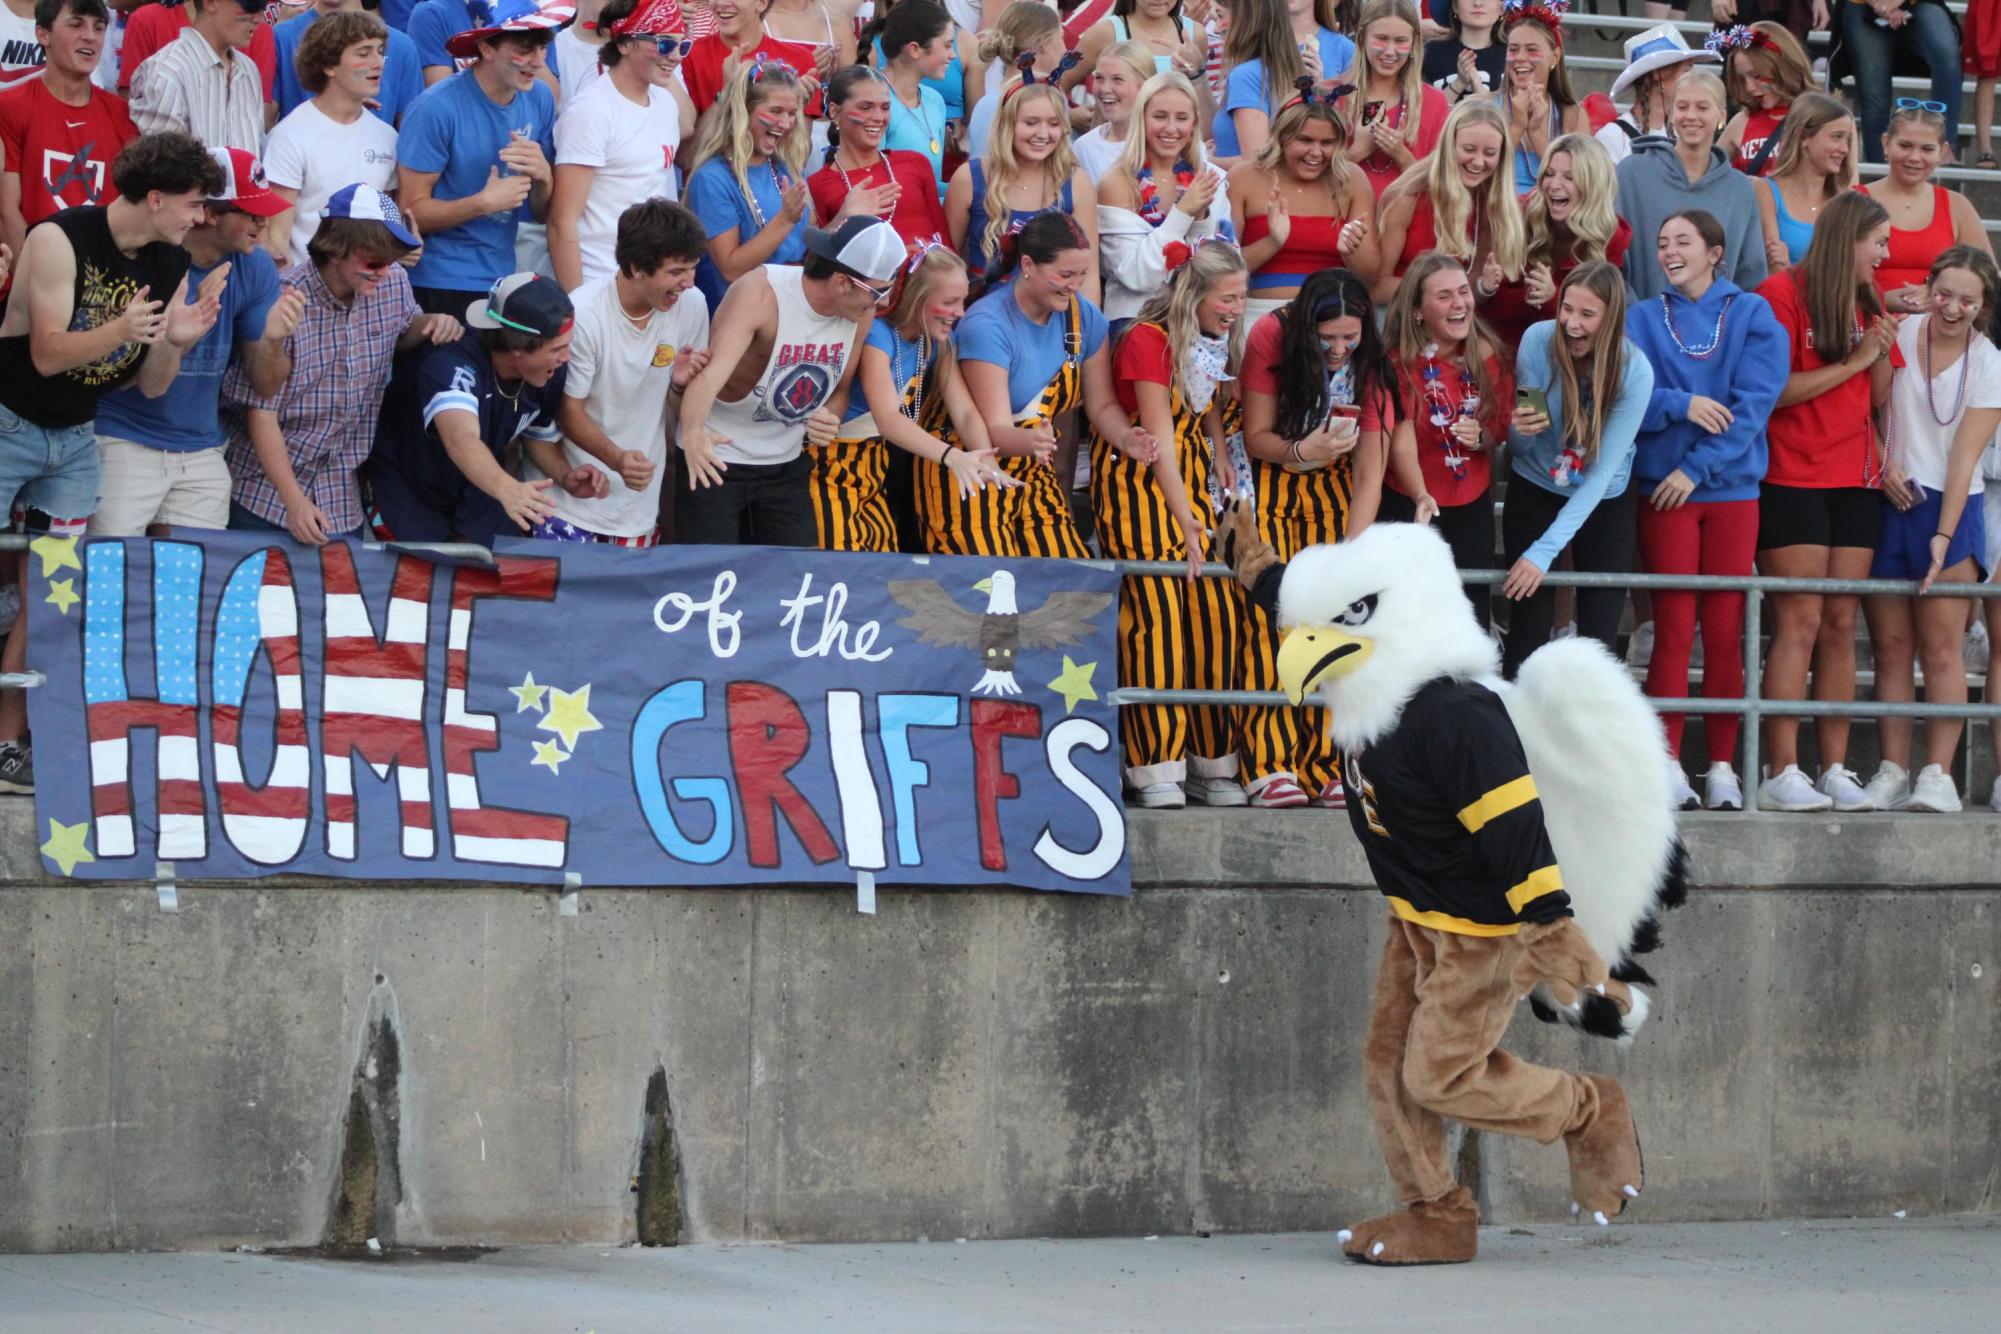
[223,262,420,533]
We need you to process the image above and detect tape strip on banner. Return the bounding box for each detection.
[155,861,179,913]
[856,870,876,916]
[560,870,581,918]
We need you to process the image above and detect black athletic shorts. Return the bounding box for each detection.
[1757,482,1883,552]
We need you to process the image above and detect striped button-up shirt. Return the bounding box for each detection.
[129,26,265,152]
[223,262,420,534]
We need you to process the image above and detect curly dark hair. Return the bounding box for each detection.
[296,10,389,95]
[110,131,225,203]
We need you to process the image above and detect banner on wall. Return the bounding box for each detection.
[25,532,1130,896]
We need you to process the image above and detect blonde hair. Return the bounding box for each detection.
[1127,241,1248,396]
[1253,96,1358,200]
[975,0,1060,66]
[1097,38,1156,107]
[1768,92,1857,197]
[1672,67,1729,114]
[1111,71,1211,184]
[1724,21,1815,107]
[1340,0,1428,157]
[1388,98,1525,281]
[888,245,971,341]
[1383,251,1501,407]
[687,59,811,210]
[1549,260,1628,468]
[981,80,1080,275]
[1523,133,1619,270]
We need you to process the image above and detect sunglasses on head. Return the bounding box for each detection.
[1895,97,1948,115]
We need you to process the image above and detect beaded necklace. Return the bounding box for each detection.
[1419,341,1479,478]
[742,161,786,231]
[1921,315,1974,426]
[1659,291,1736,359]
[832,148,893,217]
[1135,159,1195,225]
[889,327,935,423]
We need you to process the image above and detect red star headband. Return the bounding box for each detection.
[1502,0,1568,49]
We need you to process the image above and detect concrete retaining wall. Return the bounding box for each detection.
[2,803,1996,1251]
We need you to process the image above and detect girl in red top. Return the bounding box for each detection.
[1859,103,1995,316]
[1382,251,1514,629]
[1227,82,1381,321]
[1372,96,1525,305]
[808,66,950,245]
[682,0,824,116]
[1752,190,1897,813]
[1092,240,1248,808]
[1236,265,1405,807]
[1484,131,1631,349]
[1712,21,1815,176]
[1338,0,1450,199]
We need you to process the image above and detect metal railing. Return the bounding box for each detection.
[1103,561,2001,814]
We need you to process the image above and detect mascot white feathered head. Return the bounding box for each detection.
[1276,523,1496,753]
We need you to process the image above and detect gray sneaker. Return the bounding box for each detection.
[0,740,32,794]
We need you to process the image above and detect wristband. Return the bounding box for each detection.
[1936,530,1953,541]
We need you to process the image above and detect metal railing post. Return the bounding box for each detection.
[1742,587,1763,817]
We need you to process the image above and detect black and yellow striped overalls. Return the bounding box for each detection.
[916,296,1090,560]
[807,358,932,554]
[1237,418,1356,796]
[1090,323,1242,783]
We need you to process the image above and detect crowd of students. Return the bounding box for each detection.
[1,0,1999,819]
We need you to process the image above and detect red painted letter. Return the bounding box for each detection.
[971,700,1041,871]
[726,681,839,868]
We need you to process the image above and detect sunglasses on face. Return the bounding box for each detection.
[846,273,894,302]
[1895,97,1948,115]
[357,257,396,273]
[650,35,694,56]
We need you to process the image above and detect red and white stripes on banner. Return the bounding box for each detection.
[444,561,568,867]
[87,699,203,859]
[319,546,437,860]
[211,551,311,863]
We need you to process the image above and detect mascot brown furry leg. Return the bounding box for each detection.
[1223,505,1683,1266]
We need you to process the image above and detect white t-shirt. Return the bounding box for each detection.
[553,27,606,114]
[1072,125,1125,184]
[0,7,45,90]
[531,277,710,538]
[1889,315,2001,494]
[262,100,400,270]
[554,74,684,287]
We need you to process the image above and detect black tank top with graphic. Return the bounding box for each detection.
[0,206,191,428]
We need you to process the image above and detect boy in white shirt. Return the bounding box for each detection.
[523,197,711,545]
[263,10,401,268]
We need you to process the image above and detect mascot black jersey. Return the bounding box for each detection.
[1342,676,1570,935]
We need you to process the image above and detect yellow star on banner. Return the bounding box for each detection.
[530,738,570,774]
[1046,656,1098,715]
[30,534,81,578]
[41,818,94,876]
[539,684,602,750]
[510,671,548,714]
[45,578,79,615]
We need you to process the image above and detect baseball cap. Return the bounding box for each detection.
[207,147,288,218]
[323,183,420,249]
[446,0,576,59]
[803,217,906,285]
[466,273,575,339]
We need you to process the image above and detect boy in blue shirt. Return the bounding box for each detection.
[91,146,300,536]
[394,0,566,314]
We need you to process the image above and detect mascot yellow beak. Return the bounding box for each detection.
[1277,626,1373,706]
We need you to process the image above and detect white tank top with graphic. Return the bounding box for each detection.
[708,264,859,466]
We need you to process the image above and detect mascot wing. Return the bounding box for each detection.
[1501,637,1688,1040]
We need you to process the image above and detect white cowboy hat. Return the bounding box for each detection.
[1609,24,1721,101]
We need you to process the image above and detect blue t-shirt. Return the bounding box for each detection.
[395,70,557,292]
[842,320,947,424]
[383,0,417,32]
[273,12,427,125]
[369,332,565,512]
[882,79,949,192]
[684,155,810,315]
[954,287,1109,416]
[405,0,475,71]
[1214,30,1357,158]
[95,249,281,452]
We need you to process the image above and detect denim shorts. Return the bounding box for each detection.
[0,404,98,523]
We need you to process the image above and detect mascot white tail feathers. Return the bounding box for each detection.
[1504,635,1689,1044]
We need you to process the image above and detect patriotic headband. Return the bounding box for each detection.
[1704,24,1778,55]
[905,237,950,273]
[1003,49,1084,102]
[1281,77,1355,114]
[1162,235,1239,275]
[1502,0,1568,47]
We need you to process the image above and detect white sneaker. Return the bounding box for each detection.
[1626,620,1654,668]
[1185,775,1249,807]
[1760,765,1833,812]
[1819,765,1876,812]
[1133,782,1186,809]
[1857,762,1909,811]
[1704,763,1744,811]
[1903,765,1962,813]
[1669,768,1699,811]
[1966,619,1991,675]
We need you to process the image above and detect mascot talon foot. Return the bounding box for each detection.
[1565,1074,1644,1219]
[1339,1190,1478,1266]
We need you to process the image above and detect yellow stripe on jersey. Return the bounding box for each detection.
[1457,774,1539,833]
[1504,864,1566,914]
[1385,896,1524,938]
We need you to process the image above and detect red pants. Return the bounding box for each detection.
[1637,498,1759,762]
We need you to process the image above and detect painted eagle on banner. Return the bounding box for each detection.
[887,569,1111,697]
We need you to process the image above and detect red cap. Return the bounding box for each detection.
[207,147,288,219]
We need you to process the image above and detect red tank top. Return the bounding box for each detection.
[1733,105,1786,175]
[1242,211,1346,292]
[1862,184,1958,296]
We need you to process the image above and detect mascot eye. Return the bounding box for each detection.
[1333,594,1379,628]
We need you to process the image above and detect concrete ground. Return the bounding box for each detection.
[1,1217,1993,1333]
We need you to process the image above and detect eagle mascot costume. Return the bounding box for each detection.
[1223,508,1686,1267]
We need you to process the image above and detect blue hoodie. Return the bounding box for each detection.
[1624,279,1790,504]
[1507,322,1654,573]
